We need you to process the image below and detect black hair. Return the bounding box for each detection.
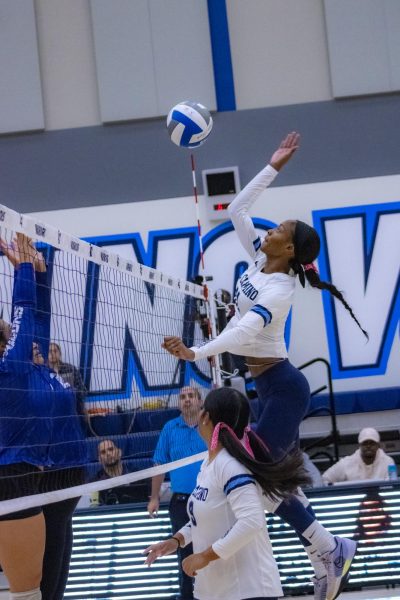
[203,387,311,500]
[0,319,10,356]
[290,220,368,340]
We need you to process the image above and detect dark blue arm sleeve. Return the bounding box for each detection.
[34,269,51,361]
[1,263,36,374]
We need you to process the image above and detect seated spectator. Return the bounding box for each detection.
[48,342,87,419]
[323,427,396,484]
[97,439,125,480]
[96,439,148,504]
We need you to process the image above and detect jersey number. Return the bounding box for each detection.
[188,500,197,526]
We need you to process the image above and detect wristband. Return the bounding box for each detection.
[171,535,181,548]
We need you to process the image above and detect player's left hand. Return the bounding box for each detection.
[162,336,195,361]
[143,539,178,566]
[182,552,210,577]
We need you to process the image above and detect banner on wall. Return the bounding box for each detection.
[18,173,400,411]
[81,200,399,399]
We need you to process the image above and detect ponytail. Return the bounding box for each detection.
[204,387,311,499]
[290,258,368,339]
[218,427,311,500]
[303,263,369,340]
[291,220,368,340]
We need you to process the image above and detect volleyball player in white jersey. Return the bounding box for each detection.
[162,133,367,600]
[145,387,310,600]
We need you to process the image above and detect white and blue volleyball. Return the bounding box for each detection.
[167,101,213,148]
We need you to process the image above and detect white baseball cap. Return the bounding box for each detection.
[358,427,380,444]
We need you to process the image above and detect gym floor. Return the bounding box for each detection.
[301,591,400,600]
[1,590,399,599]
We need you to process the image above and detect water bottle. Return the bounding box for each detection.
[388,464,397,481]
[90,491,100,506]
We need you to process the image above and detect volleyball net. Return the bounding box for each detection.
[0,204,217,515]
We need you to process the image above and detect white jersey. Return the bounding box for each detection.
[178,448,282,600]
[191,165,295,360]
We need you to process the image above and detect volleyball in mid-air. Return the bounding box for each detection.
[167,101,213,148]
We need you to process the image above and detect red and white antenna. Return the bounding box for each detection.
[190,152,205,272]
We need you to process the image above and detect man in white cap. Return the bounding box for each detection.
[322,427,396,484]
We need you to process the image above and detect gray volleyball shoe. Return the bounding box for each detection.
[321,536,358,600]
[312,575,327,600]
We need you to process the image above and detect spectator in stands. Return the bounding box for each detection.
[323,427,396,484]
[147,386,206,600]
[95,439,130,504]
[95,439,148,504]
[48,342,87,419]
[97,439,125,479]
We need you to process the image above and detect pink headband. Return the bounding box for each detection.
[211,422,241,451]
[210,422,256,459]
[303,262,318,273]
[242,426,255,458]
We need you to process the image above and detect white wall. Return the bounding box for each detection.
[227,0,332,109]
[34,0,101,130]
[2,0,337,132]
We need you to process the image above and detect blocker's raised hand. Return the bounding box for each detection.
[269,131,300,171]
[0,233,37,267]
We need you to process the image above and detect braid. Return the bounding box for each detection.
[289,258,305,287]
[304,268,369,340]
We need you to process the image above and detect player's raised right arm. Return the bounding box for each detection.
[228,132,300,259]
[0,235,36,373]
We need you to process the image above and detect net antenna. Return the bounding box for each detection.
[189,153,222,389]
[0,203,217,516]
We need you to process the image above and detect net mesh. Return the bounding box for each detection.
[0,205,215,516]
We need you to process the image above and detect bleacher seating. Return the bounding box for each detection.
[88,408,180,436]
[134,408,180,432]
[84,409,183,486]
[85,430,160,462]
[85,457,153,481]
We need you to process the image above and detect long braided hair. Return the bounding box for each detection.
[290,220,368,340]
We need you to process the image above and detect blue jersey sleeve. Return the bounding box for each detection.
[34,269,51,361]
[1,263,36,374]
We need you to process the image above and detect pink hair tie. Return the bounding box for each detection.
[242,426,255,458]
[210,422,240,451]
[303,262,318,273]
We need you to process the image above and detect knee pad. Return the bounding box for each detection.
[10,588,41,600]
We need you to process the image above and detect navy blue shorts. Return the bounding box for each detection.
[0,462,42,521]
[253,359,310,459]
